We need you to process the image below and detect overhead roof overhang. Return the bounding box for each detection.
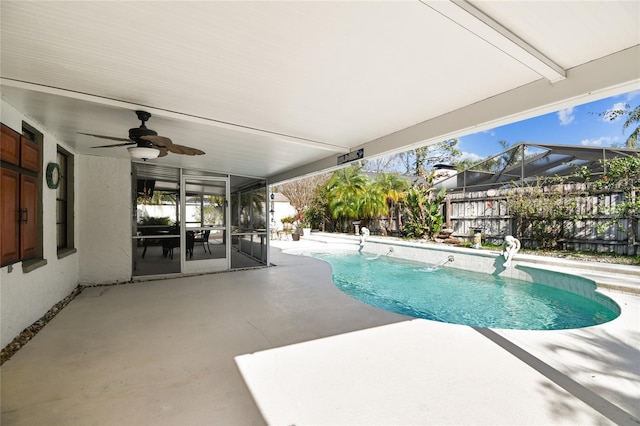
[1,1,638,183]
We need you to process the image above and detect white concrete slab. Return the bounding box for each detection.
[236,319,614,425]
[2,238,638,425]
[497,289,640,420]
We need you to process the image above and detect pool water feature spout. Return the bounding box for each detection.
[502,236,521,267]
[359,227,370,247]
[440,255,454,266]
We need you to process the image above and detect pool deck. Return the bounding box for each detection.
[2,235,639,425]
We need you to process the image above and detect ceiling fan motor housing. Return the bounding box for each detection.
[129,110,158,142]
[129,127,158,140]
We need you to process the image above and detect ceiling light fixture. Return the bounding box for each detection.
[128,146,160,161]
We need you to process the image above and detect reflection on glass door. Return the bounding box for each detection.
[182,176,229,273]
[132,168,182,277]
[230,185,268,267]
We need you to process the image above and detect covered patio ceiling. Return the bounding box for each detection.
[1,1,639,183]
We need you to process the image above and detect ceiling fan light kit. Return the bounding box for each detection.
[128,146,160,160]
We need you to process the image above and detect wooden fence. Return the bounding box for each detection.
[445,184,639,255]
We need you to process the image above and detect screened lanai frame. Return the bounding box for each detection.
[131,163,269,276]
[446,143,639,193]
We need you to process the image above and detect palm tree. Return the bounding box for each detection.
[326,166,369,232]
[601,103,639,149]
[373,173,409,234]
[622,104,640,149]
[357,183,387,229]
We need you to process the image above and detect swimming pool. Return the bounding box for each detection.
[305,251,619,330]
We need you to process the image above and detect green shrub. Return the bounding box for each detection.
[139,216,172,226]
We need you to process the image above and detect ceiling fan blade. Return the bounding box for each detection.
[140,135,173,147]
[91,141,137,148]
[166,144,187,155]
[168,144,205,155]
[158,147,169,157]
[79,132,131,142]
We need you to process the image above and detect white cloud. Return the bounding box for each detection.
[580,136,617,147]
[602,102,627,122]
[557,107,575,125]
[459,151,484,163]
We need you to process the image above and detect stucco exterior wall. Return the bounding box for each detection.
[1,100,80,348]
[78,156,132,285]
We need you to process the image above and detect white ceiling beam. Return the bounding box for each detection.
[423,0,566,83]
[0,78,350,154]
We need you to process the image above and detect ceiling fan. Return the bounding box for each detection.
[81,110,205,160]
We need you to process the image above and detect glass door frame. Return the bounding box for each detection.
[180,172,230,273]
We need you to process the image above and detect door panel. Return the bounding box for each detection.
[1,124,20,166]
[21,138,41,173]
[20,174,38,260]
[182,176,229,273]
[1,168,20,265]
[132,183,181,277]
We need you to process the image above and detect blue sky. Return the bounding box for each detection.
[457,89,640,162]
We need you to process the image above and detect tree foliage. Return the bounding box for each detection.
[577,155,640,216]
[399,139,463,175]
[278,173,330,223]
[318,168,413,233]
[576,155,640,254]
[301,182,331,230]
[505,177,579,249]
[295,166,448,238]
[194,195,225,226]
[326,166,369,223]
[363,139,469,175]
[373,172,409,234]
[601,103,640,149]
[504,155,640,252]
[137,190,176,206]
[401,170,447,240]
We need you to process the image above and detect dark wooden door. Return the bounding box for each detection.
[1,123,40,265]
[1,168,20,265]
[20,173,38,260]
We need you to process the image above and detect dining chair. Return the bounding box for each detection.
[194,229,211,254]
[186,230,195,259]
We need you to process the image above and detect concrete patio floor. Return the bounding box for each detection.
[1,240,639,425]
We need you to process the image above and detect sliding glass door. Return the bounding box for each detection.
[133,164,267,276]
[132,165,181,277]
[181,175,230,273]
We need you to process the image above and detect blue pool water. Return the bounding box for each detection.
[309,252,619,330]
